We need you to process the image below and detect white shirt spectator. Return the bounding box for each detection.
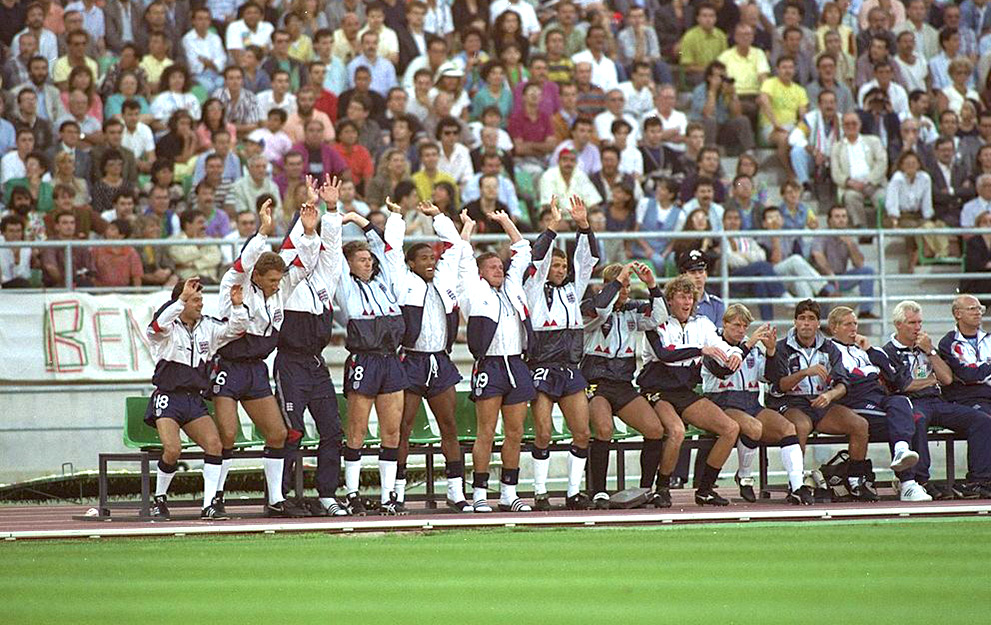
[857,80,910,116]
[594,110,640,144]
[489,0,541,38]
[248,127,294,164]
[1,151,27,184]
[356,25,400,60]
[618,81,654,123]
[846,137,871,180]
[11,28,58,68]
[962,195,991,227]
[256,90,298,117]
[468,122,514,151]
[885,170,933,219]
[619,144,644,177]
[183,29,227,76]
[0,244,31,284]
[681,200,725,231]
[225,19,275,52]
[893,54,929,94]
[437,143,474,189]
[646,108,689,152]
[571,50,619,91]
[539,166,603,207]
[65,1,105,40]
[424,2,455,36]
[150,91,202,124]
[122,122,155,158]
[428,86,469,118]
[899,110,938,143]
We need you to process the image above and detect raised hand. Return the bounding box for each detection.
[762,325,778,351]
[303,174,319,204]
[490,210,512,225]
[384,195,403,214]
[630,261,656,287]
[547,195,562,228]
[855,334,871,351]
[460,209,476,241]
[569,195,589,228]
[300,202,319,234]
[418,201,441,217]
[259,198,275,236]
[916,331,934,354]
[229,284,244,307]
[617,263,633,283]
[318,174,342,209]
[180,277,201,301]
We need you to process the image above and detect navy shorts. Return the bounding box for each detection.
[402,351,462,399]
[210,358,272,400]
[471,355,536,405]
[345,352,408,396]
[770,396,829,426]
[274,353,335,416]
[708,393,763,417]
[586,379,641,412]
[532,364,587,400]
[144,390,210,428]
[644,388,704,415]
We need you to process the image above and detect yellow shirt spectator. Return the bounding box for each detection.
[717,46,770,96]
[140,55,175,89]
[679,26,729,71]
[758,77,809,130]
[411,170,459,206]
[53,56,100,85]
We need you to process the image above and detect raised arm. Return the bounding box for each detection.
[278,201,322,297]
[147,279,199,339]
[316,175,344,294]
[210,285,249,348]
[491,210,531,287]
[525,195,563,299]
[426,203,463,285]
[581,269,626,331]
[631,262,668,330]
[570,195,598,299]
[382,196,408,280]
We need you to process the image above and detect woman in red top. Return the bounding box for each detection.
[332,120,374,195]
[90,219,144,287]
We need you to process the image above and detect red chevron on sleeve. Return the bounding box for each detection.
[232,258,244,273]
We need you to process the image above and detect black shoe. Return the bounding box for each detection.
[649,487,672,508]
[381,492,408,516]
[150,494,170,520]
[565,492,591,510]
[211,491,226,515]
[735,473,757,503]
[786,485,815,505]
[849,477,879,502]
[346,492,367,516]
[591,493,610,509]
[952,482,983,499]
[670,477,686,489]
[533,494,551,511]
[287,497,313,517]
[922,481,952,501]
[695,488,729,506]
[265,499,308,518]
[200,504,230,520]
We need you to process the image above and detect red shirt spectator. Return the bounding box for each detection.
[90,219,143,287]
[332,120,373,192]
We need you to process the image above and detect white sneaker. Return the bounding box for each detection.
[890,449,919,472]
[900,481,934,502]
[473,499,493,513]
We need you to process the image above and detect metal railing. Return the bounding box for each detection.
[3,226,990,336]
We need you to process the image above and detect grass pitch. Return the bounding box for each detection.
[3,518,990,624]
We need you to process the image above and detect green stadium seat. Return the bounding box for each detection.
[123,396,205,450]
[190,84,208,105]
[338,397,382,446]
[454,390,479,441]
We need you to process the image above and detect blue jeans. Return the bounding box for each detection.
[835,266,875,314]
[193,70,225,95]
[790,145,813,185]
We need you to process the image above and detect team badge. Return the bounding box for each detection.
[353,381,360,390]
[317,288,329,303]
[285,402,294,412]
[273,310,283,324]
[198,340,209,354]
[627,320,637,331]
[213,385,221,394]
[566,292,576,303]
[446,289,456,300]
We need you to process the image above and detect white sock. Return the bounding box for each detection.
[218,458,232,491]
[473,486,487,503]
[345,459,361,494]
[567,451,586,497]
[894,441,910,455]
[319,497,337,509]
[379,459,397,504]
[447,476,466,502]
[155,465,176,497]
[736,440,757,480]
[533,457,550,496]
[500,480,518,504]
[780,443,805,491]
[848,476,860,489]
[262,456,285,506]
[202,462,221,508]
[394,478,407,503]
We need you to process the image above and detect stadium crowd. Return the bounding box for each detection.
[2,0,991,518]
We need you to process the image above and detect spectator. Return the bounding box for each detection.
[336,179,371,238]
[1,128,36,186]
[511,54,560,119]
[100,189,137,225]
[141,160,186,215]
[306,61,341,122]
[671,203,717,262]
[183,6,227,95]
[11,3,56,67]
[633,177,685,267]
[0,215,32,288]
[338,66,388,123]
[723,174,762,230]
[139,31,175,93]
[284,8,315,63]
[226,2,274,66]
[680,3,729,87]
[617,61,655,125]
[90,119,138,187]
[155,111,199,180]
[893,31,929,96]
[214,65,263,137]
[805,54,854,116]
[594,89,639,144]
[402,34,450,91]
[902,90,938,144]
[470,120,514,173]
[59,66,102,124]
[192,131,241,186]
[249,109,294,165]
[591,146,642,206]
[604,179,640,262]
[231,154,282,217]
[3,186,46,241]
[434,116,473,192]
[346,30,397,98]
[722,206,784,321]
[411,141,458,205]
[143,184,181,238]
[790,89,841,193]
[121,100,156,175]
[396,1,429,75]
[240,45,272,93]
[736,151,767,209]
[884,151,948,264]
[53,29,98,90]
[611,120,644,179]
[814,2,855,54]
[573,61,606,119]
[365,147,411,209]
[423,0,455,40]
[189,182,232,238]
[937,58,980,117]
[11,87,54,152]
[718,23,769,119]
[40,209,91,287]
[473,61,513,123]
[617,5,667,81]
[543,28,575,87]
[571,25,619,91]
[461,151,521,219]
[99,44,148,103]
[132,214,177,286]
[775,25,815,85]
[690,60,755,154]
[256,70,298,118]
[858,61,909,118]
[56,90,103,148]
[4,151,53,213]
[464,173,511,234]
[855,34,906,93]
[929,28,970,92]
[48,119,94,182]
[492,10,530,66]
[168,209,222,284]
[811,205,878,317]
[962,210,991,301]
[780,178,819,252]
[759,205,830,300]
[51,151,90,207]
[551,117,601,177]
[508,80,556,184]
[325,0,366,33]
[263,28,304,92]
[91,149,131,215]
[538,148,602,209]
[758,56,807,180]
[962,174,991,229]
[680,146,727,202]
[221,209,259,266]
[831,112,888,227]
[332,119,373,194]
[45,183,104,239]
[0,98,15,157]
[4,29,36,88]
[150,65,202,134]
[931,136,977,226]
[90,219,143,287]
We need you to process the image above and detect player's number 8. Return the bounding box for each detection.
[353,366,364,381]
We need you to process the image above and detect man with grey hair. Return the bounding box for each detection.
[830,112,887,227]
[884,300,991,499]
[230,154,282,216]
[961,174,991,229]
[939,295,991,419]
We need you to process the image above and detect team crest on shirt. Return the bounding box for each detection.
[198,341,210,354]
[746,354,755,368]
[317,288,329,303]
[446,289,456,300]
[566,292,576,304]
[273,310,283,324]
[627,320,637,331]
